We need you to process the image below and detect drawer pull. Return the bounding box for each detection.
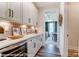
[12,10,13,17]
[34,43,36,48]
[8,9,11,17]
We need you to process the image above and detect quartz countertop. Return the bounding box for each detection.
[0,32,43,49]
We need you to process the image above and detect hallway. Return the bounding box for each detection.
[35,37,61,57]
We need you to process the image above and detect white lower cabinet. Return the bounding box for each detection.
[36,36,43,51]
[27,39,34,57]
[0,34,44,57]
[27,35,43,57]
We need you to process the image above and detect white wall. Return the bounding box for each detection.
[59,3,65,56]
[58,3,69,57]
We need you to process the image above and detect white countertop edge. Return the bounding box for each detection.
[0,32,44,49]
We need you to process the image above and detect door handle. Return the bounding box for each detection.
[67,34,69,37]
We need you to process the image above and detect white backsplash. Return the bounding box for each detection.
[0,34,6,39]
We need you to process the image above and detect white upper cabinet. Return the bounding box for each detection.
[23,2,38,26]
[29,3,38,26]
[0,2,8,19]
[22,2,30,24]
[0,2,38,25]
[8,2,22,23]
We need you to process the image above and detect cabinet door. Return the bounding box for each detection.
[27,40,34,57]
[23,2,30,24]
[33,36,42,53]
[32,6,38,26]
[0,2,8,19]
[37,36,42,49]
[28,3,38,26]
[8,2,22,23]
[27,38,39,57]
[32,38,38,54]
[22,2,38,25]
[27,36,43,57]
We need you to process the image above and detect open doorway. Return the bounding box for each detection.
[45,11,58,45]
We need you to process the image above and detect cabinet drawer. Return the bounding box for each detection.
[27,40,34,57]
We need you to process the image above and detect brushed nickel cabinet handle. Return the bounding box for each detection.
[34,42,36,48]
[41,38,42,41]
[8,9,11,17]
[28,18,31,23]
[12,10,13,17]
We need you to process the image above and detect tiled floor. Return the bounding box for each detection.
[35,37,61,57]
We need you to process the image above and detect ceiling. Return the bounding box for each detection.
[34,2,60,9]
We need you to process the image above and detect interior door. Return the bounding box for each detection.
[67,3,79,56]
[27,39,34,57]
